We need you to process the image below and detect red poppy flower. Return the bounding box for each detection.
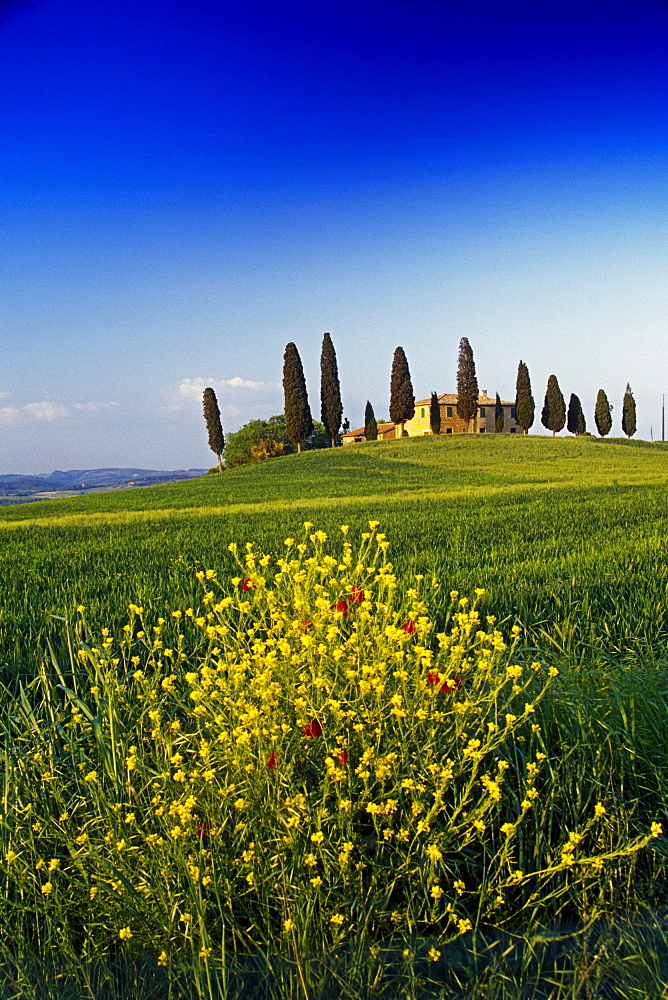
[338,749,348,766]
[302,620,313,632]
[333,599,349,616]
[302,718,322,739]
[196,821,211,844]
[267,751,278,770]
[241,578,255,591]
[403,619,417,634]
[427,672,462,694]
[349,586,364,604]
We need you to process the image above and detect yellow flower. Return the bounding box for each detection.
[284,919,296,932]
[84,771,98,783]
[428,947,441,962]
[310,876,323,888]
[425,843,442,863]
[199,947,212,959]
[119,927,133,941]
[500,823,514,835]
[310,831,325,845]
[89,886,98,900]
[41,882,53,895]
[429,884,443,900]
[330,913,344,926]
[5,851,17,864]
[47,859,60,872]
[157,951,168,966]
[651,822,663,838]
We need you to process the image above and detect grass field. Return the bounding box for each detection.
[2,434,668,999]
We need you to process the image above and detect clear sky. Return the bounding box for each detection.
[1,0,667,472]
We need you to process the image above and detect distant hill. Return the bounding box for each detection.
[0,468,207,504]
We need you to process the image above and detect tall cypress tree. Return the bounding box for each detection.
[456,337,479,432]
[364,400,378,441]
[430,392,441,435]
[320,332,342,447]
[541,375,566,436]
[567,393,586,436]
[202,387,225,472]
[494,392,504,433]
[515,360,535,434]
[622,384,636,438]
[283,342,313,453]
[389,347,415,436]
[594,389,613,437]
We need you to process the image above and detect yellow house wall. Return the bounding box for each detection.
[403,402,522,436]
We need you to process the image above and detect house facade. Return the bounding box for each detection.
[342,390,521,444]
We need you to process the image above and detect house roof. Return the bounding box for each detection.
[414,393,515,407]
[342,421,395,439]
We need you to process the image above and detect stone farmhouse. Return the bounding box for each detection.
[342,390,520,444]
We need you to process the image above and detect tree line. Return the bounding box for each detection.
[202,335,638,469]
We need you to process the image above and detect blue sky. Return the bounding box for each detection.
[1,0,667,471]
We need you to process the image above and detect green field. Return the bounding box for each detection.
[2,435,668,670]
[2,435,668,1000]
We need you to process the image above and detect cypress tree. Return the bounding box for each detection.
[456,337,479,431]
[283,342,313,453]
[320,332,343,447]
[541,375,566,436]
[622,384,636,438]
[364,401,378,441]
[389,347,415,436]
[567,393,586,435]
[430,392,441,435]
[202,387,225,472]
[594,389,613,437]
[515,360,535,434]
[494,392,504,433]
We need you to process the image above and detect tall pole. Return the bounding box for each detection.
[663,394,665,442]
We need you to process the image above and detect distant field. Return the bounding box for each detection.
[1,434,668,670]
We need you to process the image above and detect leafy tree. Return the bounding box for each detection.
[456,337,478,431]
[202,387,225,472]
[622,384,637,438]
[515,360,535,434]
[494,393,504,433]
[541,375,566,436]
[594,389,613,437]
[364,400,378,441]
[305,420,330,450]
[320,332,343,447]
[283,342,313,453]
[225,415,293,467]
[389,347,415,435]
[567,394,586,436]
[430,392,441,435]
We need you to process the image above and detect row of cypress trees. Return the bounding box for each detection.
[204,337,639,469]
[530,372,636,438]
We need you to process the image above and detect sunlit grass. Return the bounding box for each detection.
[2,438,668,997]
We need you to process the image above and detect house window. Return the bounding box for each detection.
[480,407,486,417]
[446,406,453,417]
[421,407,425,418]
[446,427,453,434]
[511,406,516,419]
[479,428,485,433]
[510,427,516,434]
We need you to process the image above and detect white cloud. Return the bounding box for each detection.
[0,400,117,426]
[176,376,281,401]
[71,401,118,412]
[0,391,8,399]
